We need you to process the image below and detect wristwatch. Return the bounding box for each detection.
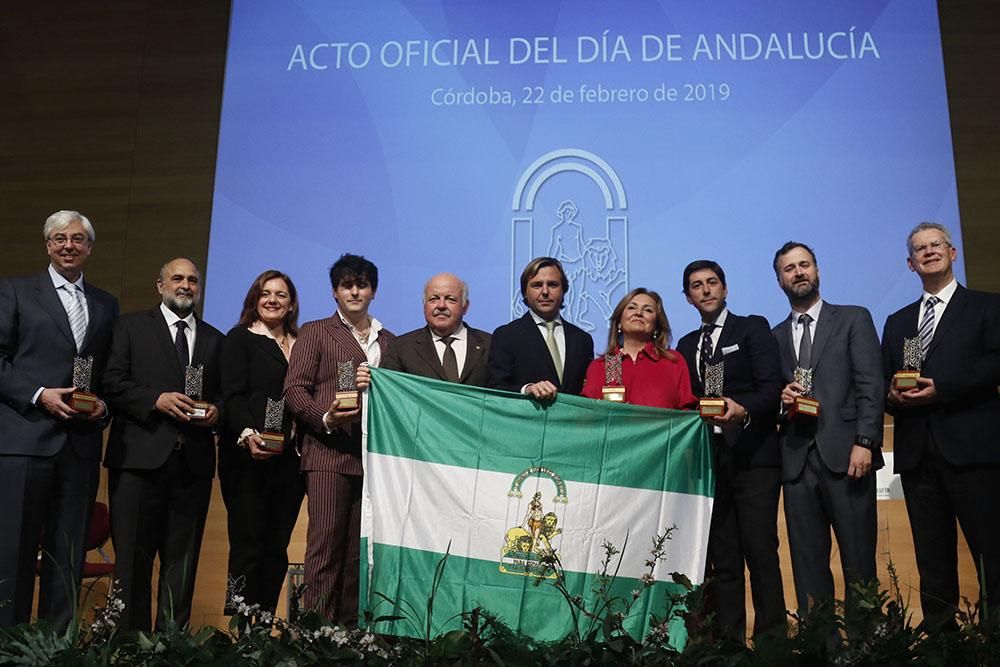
[855,435,877,450]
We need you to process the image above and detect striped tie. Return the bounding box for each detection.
[65,284,87,351]
[918,295,940,361]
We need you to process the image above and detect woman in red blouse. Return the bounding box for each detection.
[581,288,697,409]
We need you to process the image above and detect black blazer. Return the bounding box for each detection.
[381,324,491,387]
[220,325,295,446]
[487,312,594,395]
[0,272,118,459]
[882,284,1000,471]
[103,307,224,477]
[677,311,782,468]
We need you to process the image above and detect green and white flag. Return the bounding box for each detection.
[361,367,714,642]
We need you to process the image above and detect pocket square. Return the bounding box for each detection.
[721,344,740,355]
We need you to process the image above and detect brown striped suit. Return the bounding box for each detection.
[283,314,393,623]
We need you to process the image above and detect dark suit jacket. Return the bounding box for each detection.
[773,303,884,480]
[220,325,295,451]
[677,312,782,468]
[381,324,491,386]
[283,315,394,476]
[487,312,594,395]
[0,271,118,459]
[103,307,224,477]
[882,284,1000,471]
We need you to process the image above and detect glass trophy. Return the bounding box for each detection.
[184,364,209,419]
[259,397,285,453]
[699,361,726,417]
[601,353,626,402]
[893,337,922,390]
[789,367,821,418]
[335,360,359,409]
[70,355,98,413]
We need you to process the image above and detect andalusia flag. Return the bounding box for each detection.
[361,367,714,642]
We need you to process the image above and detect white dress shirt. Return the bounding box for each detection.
[432,323,468,377]
[790,299,824,365]
[693,307,729,380]
[160,302,197,365]
[919,278,958,340]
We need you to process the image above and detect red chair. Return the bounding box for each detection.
[82,501,115,580]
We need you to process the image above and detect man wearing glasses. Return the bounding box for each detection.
[0,211,119,629]
[882,222,1000,632]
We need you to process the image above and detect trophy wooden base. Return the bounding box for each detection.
[335,390,359,410]
[601,386,625,402]
[893,370,920,391]
[259,431,285,453]
[190,400,210,419]
[70,391,98,413]
[699,397,726,417]
[789,396,820,418]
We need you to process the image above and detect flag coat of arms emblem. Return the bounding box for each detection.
[362,368,714,641]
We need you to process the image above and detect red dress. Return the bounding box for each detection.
[581,341,697,410]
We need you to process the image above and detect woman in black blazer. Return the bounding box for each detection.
[220,269,304,616]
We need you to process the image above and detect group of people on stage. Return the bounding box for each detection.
[2,211,998,645]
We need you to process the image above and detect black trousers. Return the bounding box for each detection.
[901,435,1000,631]
[219,444,304,614]
[704,437,786,642]
[0,445,99,629]
[109,450,212,632]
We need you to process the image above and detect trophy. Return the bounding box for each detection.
[788,367,821,418]
[601,353,626,402]
[893,337,922,390]
[184,364,210,419]
[259,397,285,453]
[69,355,98,413]
[335,360,359,409]
[699,361,727,417]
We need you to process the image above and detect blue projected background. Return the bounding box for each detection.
[206,0,962,344]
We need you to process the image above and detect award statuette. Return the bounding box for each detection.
[184,364,210,419]
[259,398,285,453]
[69,355,98,413]
[788,367,821,418]
[699,361,726,417]
[601,353,625,402]
[335,360,359,409]
[893,337,922,390]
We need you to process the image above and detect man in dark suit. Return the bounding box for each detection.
[0,210,118,629]
[882,222,1000,632]
[676,259,784,642]
[377,272,490,386]
[284,253,394,624]
[487,257,594,398]
[771,242,883,620]
[102,257,224,632]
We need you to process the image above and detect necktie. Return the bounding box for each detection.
[919,295,940,361]
[64,284,87,351]
[440,336,459,382]
[699,323,715,382]
[175,320,190,367]
[545,321,563,383]
[797,313,813,368]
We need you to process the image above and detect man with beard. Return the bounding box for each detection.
[372,272,490,386]
[103,258,224,631]
[882,223,1000,632]
[771,242,883,624]
[0,210,118,629]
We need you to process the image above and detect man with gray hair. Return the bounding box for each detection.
[0,210,119,629]
[882,222,1000,632]
[374,272,491,386]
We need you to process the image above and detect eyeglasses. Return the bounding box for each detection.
[911,239,949,255]
[47,234,90,247]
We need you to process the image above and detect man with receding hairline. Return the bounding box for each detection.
[373,272,491,386]
[103,257,224,632]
